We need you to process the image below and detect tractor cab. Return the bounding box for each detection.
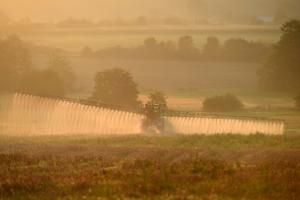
[141,102,165,133]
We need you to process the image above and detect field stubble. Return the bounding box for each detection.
[0,134,299,200]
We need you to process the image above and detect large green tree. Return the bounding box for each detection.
[259,20,300,92]
[89,68,139,108]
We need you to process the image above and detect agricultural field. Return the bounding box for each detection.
[0,134,299,200]
[1,24,299,200]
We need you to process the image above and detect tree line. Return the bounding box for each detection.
[82,36,271,62]
[0,35,75,97]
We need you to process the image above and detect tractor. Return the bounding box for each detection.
[141,102,165,133]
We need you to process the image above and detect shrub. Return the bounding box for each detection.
[202,94,244,112]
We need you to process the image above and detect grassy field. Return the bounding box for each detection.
[0,134,299,200]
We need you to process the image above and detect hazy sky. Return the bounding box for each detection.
[0,0,299,22]
[0,0,185,21]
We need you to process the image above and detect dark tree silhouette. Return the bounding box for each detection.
[89,68,139,108]
[259,20,300,92]
[202,94,244,112]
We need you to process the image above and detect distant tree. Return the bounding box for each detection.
[57,18,94,28]
[177,36,199,59]
[47,53,76,92]
[144,37,158,49]
[223,38,268,62]
[80,46,94,57]
[147,91,168,110]
[258,20,300,92]
[202,94,244,112]
[19,69,66,97]
[0,35,32,92]
[140,37,159,59]
[202,36,221,60]
[295,93,300,109]
[136,16,148,26]
[89,68,139,108]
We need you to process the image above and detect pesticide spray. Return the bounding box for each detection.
[0,93,285,136]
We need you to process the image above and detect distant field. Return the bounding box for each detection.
[0,134,299,199]
[65,58,260,93]
[13,26,281,51]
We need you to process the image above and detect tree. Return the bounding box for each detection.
[0,35,68,97]
[202,94,244,112]
[80,46,93,57]
[223,38,268,62]
[89,68,139,108]
[177,36,199,59]
[258,20,300,92]
[144,37,158,49]
[19,69,66,97]
[202,36,221,60]
[47,53,76,92]
[0,35,32,92]
[147,91,168,110]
